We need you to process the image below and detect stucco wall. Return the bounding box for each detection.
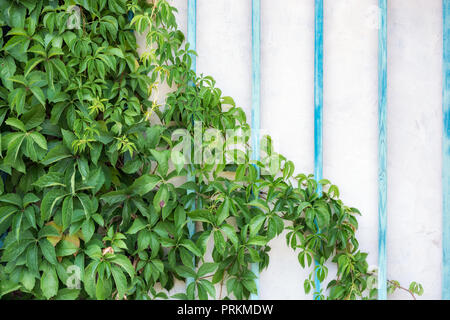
[141,0,443,299]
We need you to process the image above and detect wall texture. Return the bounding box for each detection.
[140,0,443,299]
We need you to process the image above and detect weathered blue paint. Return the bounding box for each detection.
[188,0,197,74]
[313,0,323,300]
[186,0,197,287]
[0,232,6,249]
[128,10,134,22]
[250,0,261,301]
[443,0,450,300]
[377,0,388,301]
[187,0,196,237]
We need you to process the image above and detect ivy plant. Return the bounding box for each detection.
[0,0,423,300]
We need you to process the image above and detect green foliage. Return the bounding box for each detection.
[0,0,422,300]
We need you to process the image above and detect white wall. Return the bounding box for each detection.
[153,0,443,299]
[386,0,442,299]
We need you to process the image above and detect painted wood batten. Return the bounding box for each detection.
[377,0,388,301]
[250,0,261,301]
[313,0,323,300]
[443,0,450,300]
[186,0,197,287]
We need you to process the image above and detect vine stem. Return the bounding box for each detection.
[387,280,416,300]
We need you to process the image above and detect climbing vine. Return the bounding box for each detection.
[0,0,423,300]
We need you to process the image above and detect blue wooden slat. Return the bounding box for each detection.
[377,0,388,301]
[188,0,197,74]
[250,0,261,301]
[186,0,197,287]
[128,10,134,22]
[0,232,6,249]
[443,0,450,300]
[313,0,323,300]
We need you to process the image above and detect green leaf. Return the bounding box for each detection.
[174,206,186,231]
[12,211,23,240]
[5,118,26,132]
[221,224,239,249]
[3,35,26,51]
[246,199,269,212]
[150,149,170,176]
[23,193,39,207]
[188,209,213,224]
[216,198,230,225]
[305,208,316,231]
[33,172,65,188]
[51,58,69,80]
[62,196,73,231]
[40,188,66,222]
[126,218,147,234]
[180,239,202,257]
[283,160,295,180]
[77,193,93,216]
[111,265,128,299]
[22,105,45,130]
[121,158,141,174]
[8,88,26,115]
[0,56,16,91]
[56,239,79,257]
[106,47,123,58]
[30,86,46,106]
[41,144,72,165]
[76,157,89,180]
[24,206,36,229]
[30,132,47,150]
[0,206,18,225]
[249,214,266,238]
[24,57,44,77]
[315,206,330,229]
[213,230,226,255]
[41,266,59,299]
[20,270,36,291]
[304,279,312,294]
[171,150,185,174]
[199,279,216,299]
[81,219,95,243]
[38,224,61,238]
[61,129,76,152]
[197,263,218,278]
[55,288,80,300]
[39,238,58,265]
[100,190,127,205]
[129,174,160,196]
[95,276,112,300]
[110,255,135,279]
[330,285,346,300]
[175,265,196,279]
[298,251,312,268]
[0,193,22,207]
[171,293,188,300]
[248,247,261,262]
[242,279,258,294]
[297,202,312,214]
[0,281,21,298]
[153,184,168,213]
[247,236,268,246]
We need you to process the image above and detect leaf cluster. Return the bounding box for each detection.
[0,0,422,300]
